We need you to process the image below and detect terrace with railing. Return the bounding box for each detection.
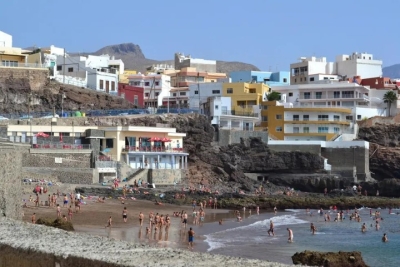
[0,62,47,69]
[122,146,187,153]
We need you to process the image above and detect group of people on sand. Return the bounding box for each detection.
[29,190,83,224]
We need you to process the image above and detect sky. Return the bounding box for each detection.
[1,0,399,70]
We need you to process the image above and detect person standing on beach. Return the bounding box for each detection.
[68,206,73,221]
[106,216,112,228]
[122,207,128,223]
[256,206,259,215]
[56,204,61,218]
[139,212,144,226]
[214,197,218,209]
[361,223,367,233]
[182,212,188,228]
[274,206,277,215]
[287,228,293,242]
[268,220,274,236]
[31,213,36,224]
[188,227,195,249]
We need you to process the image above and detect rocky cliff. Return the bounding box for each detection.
[0,68,134,114]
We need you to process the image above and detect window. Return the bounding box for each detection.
[106,139,114,148]
[289,92,293,97]
[262,116,268,122]
[334,91,340,98]
[145,93,149,97]
[334,115,340,121]
[293,115,299,121]
[173,93,176,96]
[283,78,287,83]
[134,95,138,106]
[106,81,110,91]
[324,77,328,80]
[303,127,309,133]
[303,115,309,121]
[304,92,311,99]
[295,78,297,83]
[342,91,354,98]
[145,82,151,86]
[99,80,104,90]
[334,127,340,133]
[293,127,300,133]
[155,92,159,96]
[194,90,198,95]
[276,126,282,132]
[133,81,140,86]
[75,133,82,137]
[68,67,73,72]
[215,105,219,110]
[346,115,353,121]
[57,65,62,71]
[318,127,329,133]
[276,114,282,119]
[357,115,361,120]
[318,115,329,121]
[316,92,322,99]
[227,88,233,94]
[111,81,115,91]
[212,90,220,94]
[310,77,315,82]
[262,105,268,110]
[180,92,186,96]
[155,81,159,86]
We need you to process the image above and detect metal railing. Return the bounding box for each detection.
[122,146,187,153]
[221,110,259,117]
[31,143,91,149]
[0,62,47,69]
[95,161,117,168]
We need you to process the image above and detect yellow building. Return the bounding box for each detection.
[119,70,137,83]
[222,82,270,113]
[260,100,353,141]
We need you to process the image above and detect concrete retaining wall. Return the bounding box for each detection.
[218,129,268,146]
[24,151,91,168]
[23,167,94,184]
[148,169,184,185]
[269,144,321,155]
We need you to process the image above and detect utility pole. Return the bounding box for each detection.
[28,93,32,145]
[197,72,200,113]
[63,48,66,84]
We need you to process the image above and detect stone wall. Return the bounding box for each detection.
[23,167,94,184]
[24,150,91,168]
[269,144,321,155]
[217,129,269,146]
[0,68,49,91]
[148,169,184,185]
[0,143,30,220]
[322,147,370,181]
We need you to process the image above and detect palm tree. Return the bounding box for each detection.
[267,91,281,101]
[383,91,397,117]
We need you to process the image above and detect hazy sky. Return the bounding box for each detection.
[1,0,398,70]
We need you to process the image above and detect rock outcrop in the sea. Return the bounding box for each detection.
[292,250,368,267]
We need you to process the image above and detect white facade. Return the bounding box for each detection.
[128,73,171,106]
[0,31,12,47]
[55,54,119,94]
[203,96,259,130]
[290,52,383,84]
[108,56,125,75]
[188,82,223,109]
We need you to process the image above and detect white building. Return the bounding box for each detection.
[128,73,171,107]
[188,82,224,109]
[174,52,217,72]
[0,31,12,47]
[290,52,383,84]
[108,56,124,76]
[202,96,259,131]
[55,54,120,94]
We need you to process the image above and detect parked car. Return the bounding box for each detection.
[40,114,60,118]
[19,115,33,120]
[0,116,9,120]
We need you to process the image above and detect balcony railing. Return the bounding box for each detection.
[222,110,259,117]
[122,146,187,153]
[1,62,47,69]
[32,143,91,149]
[95,161,117,168]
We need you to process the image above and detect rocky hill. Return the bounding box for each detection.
[383,64,400,79]
[74,43,260,73]
[0,69,134,115]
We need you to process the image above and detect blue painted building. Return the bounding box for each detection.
[229,71,290,86]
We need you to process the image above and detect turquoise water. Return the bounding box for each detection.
[198,208,400,267]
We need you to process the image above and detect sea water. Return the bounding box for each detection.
[199,208,400,267]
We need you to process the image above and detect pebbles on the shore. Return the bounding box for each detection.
[0,218,294,267]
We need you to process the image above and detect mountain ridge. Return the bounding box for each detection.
[383,64,400,79]
[72,43,260,73]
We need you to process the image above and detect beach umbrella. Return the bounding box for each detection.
[161,137,171,142]
[149,137,161,141]
[36,132,49,138]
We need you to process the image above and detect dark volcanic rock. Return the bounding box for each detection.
[292,250,368,267]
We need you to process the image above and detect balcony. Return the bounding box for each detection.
[122,146,187,154]
[285,120,350,126]
[0,62,47,69]
[222,110,259,117]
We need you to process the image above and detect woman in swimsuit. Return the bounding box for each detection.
[122,207,128,223]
